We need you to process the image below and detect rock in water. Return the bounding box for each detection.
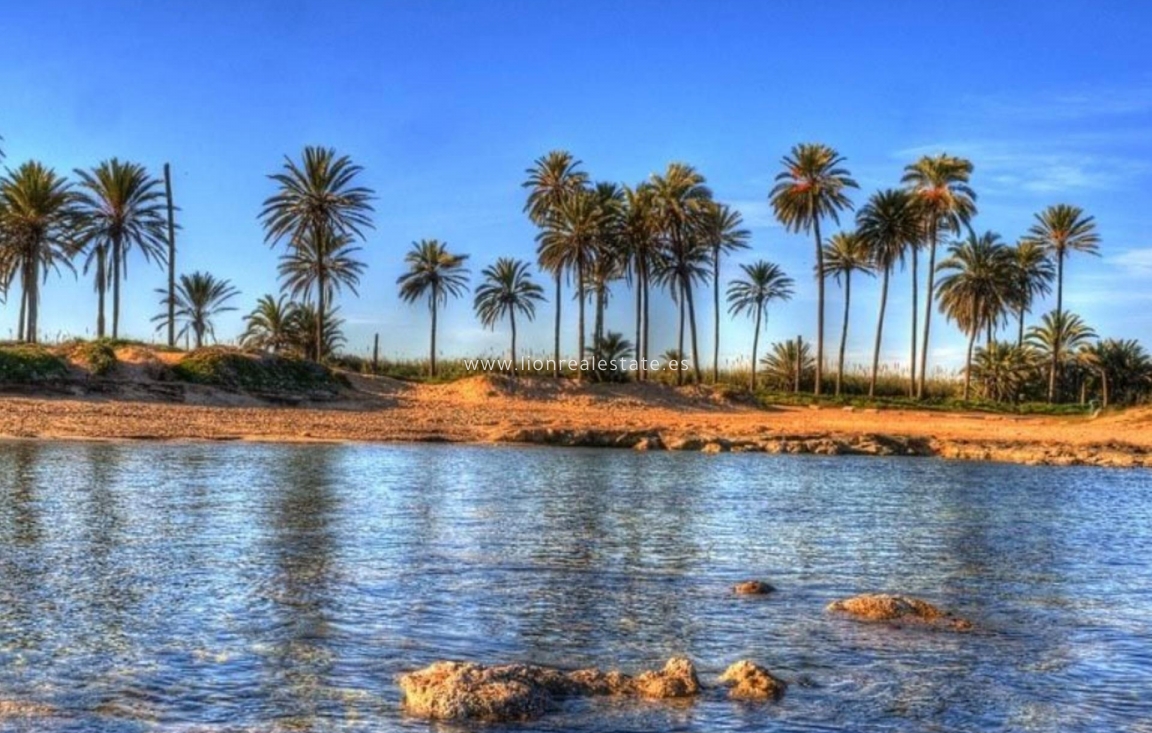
[634,656,701,698]
[718,660,787,700]
[733,580,775,595]
[826,593,972,630]
[397,662,551,722]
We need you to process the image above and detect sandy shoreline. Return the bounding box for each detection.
[1,374,1149,468]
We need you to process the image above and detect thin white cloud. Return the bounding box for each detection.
[1106,247,1152,274]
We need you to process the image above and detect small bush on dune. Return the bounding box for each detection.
[69,339,119,376]
[173,347,344,394]
[0,345,70,383]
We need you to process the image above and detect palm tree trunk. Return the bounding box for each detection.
[751,302,762,391]
[1018,303,1026,348]
[27,258,39,344]
[594,287,604,364]
[17,276,26,343]
[813,218,824,395]
[712,244,720,384]
[577,254,586,381]
[684,276,702,384]
[635,261,643,380]
[964,327,976,400]
[111,234,122,339]
[317,271,327,363]
[642,265,650,382]
[869,267,891,398]
[917,220,939,399]
[677,284,685,387]
[909,244,918,397]
[164,163,177,348]
[96,245,107,339]
[553,271,561,377]
[510,309,517,376]
[1101,369,1109,409]
[1050,252,1065,403]
[836,272,851,397]
[429,297,437,378]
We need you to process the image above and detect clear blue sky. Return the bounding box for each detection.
[2,1,1149,371]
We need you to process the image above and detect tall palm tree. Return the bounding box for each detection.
[535,191,603,377]
[902,154,977,399]
[292,303,346,361]
[770,144,858,395]
[240,294,300,353]
[277,227,365,357]
[523,151,588,375]
[0,161,78,343]
[1027,310,1097,403]
[1009,239,1056,347]
[589,182,625,363]
[935,231,1015,399]
[1080,338,1152,408]
[473,257,545,373]
[260,146,375,360]
[153,271,238,349]
[73,159,167,339]
[727,261,794,390]
[856,189,921,398]
[820,231,874,396]
[701,201,750,383]
[650,162,713,384]
[1026,204,1100,401]
[621,183,659,380]
[397,239,469,378]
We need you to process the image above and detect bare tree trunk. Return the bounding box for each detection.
[869,268,891,398]
[576,253,586,381]
[27,259,39,344]
[164,163,177,348]
[642,266,650,382]
[813,219,824,395]
[17,275,26,343]
[510,309,517,376]
[1049,253,1065,403]
[794,335,802,394]
[112,234,122,339]
[836,272,851,397]
[963,327,976,400]
[429,297,437,378]
[635,261,643,380]
[677,284,685,387]
[917,220,939,399]
[712,244,720,384]
[684,276,702,384]
[1018,303,1025,348]
[372,332,379,372]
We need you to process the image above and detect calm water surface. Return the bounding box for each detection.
[1,441,1151,732]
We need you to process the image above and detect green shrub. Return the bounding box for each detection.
[173,347,343,394]
[72,339,118,376]
[0,345,70,383]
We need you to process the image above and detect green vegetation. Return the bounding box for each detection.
[69,339,118,376]
[172,347,343,394]
[0,344,69,382]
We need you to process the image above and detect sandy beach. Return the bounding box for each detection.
[1,373,1148,468]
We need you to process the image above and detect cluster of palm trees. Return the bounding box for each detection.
[3,134,1144,406]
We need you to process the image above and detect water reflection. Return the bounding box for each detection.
[0,442,1149,732]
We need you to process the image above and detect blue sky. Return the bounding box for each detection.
[2,1,1150,371]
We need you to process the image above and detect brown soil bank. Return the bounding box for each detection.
[1,373,1150,468]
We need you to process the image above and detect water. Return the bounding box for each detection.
[1,440,1150,732]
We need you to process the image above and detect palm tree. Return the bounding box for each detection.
[584,331,634,382]
[277,227,365,357]
[820,231,874,396]
[154,271,238,349]
[73,159,167,339]
[971,341,1038,403]
[902,154,977,399]
[260,146,375,360]
[240,294,300,353]
[0,162,78,343]
[761,338,815,392]
[292,303,346,361]
[473,257,545,373]
[770,143,858,395]
[1027,310,1097,402]
[1080,339,1152,408]
[536,191,603,376]
[523,151,588,375]
[701,201,750,383]
[397,239,469,378]
[1026,204,1100,401]
[935,231,1016,399]
[650,162,713,384]
[621,184,659,380]
[727,261,795,390]
[589,182,625,362]
[1009,239,1055,346]
[856,189,921,398]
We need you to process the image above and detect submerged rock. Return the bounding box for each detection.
[733,580,775,595]
[634,656,700,699]
[719,660,787,700]
[399,656,702,722]
[0,700,55,718]
[827,593,972,630]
